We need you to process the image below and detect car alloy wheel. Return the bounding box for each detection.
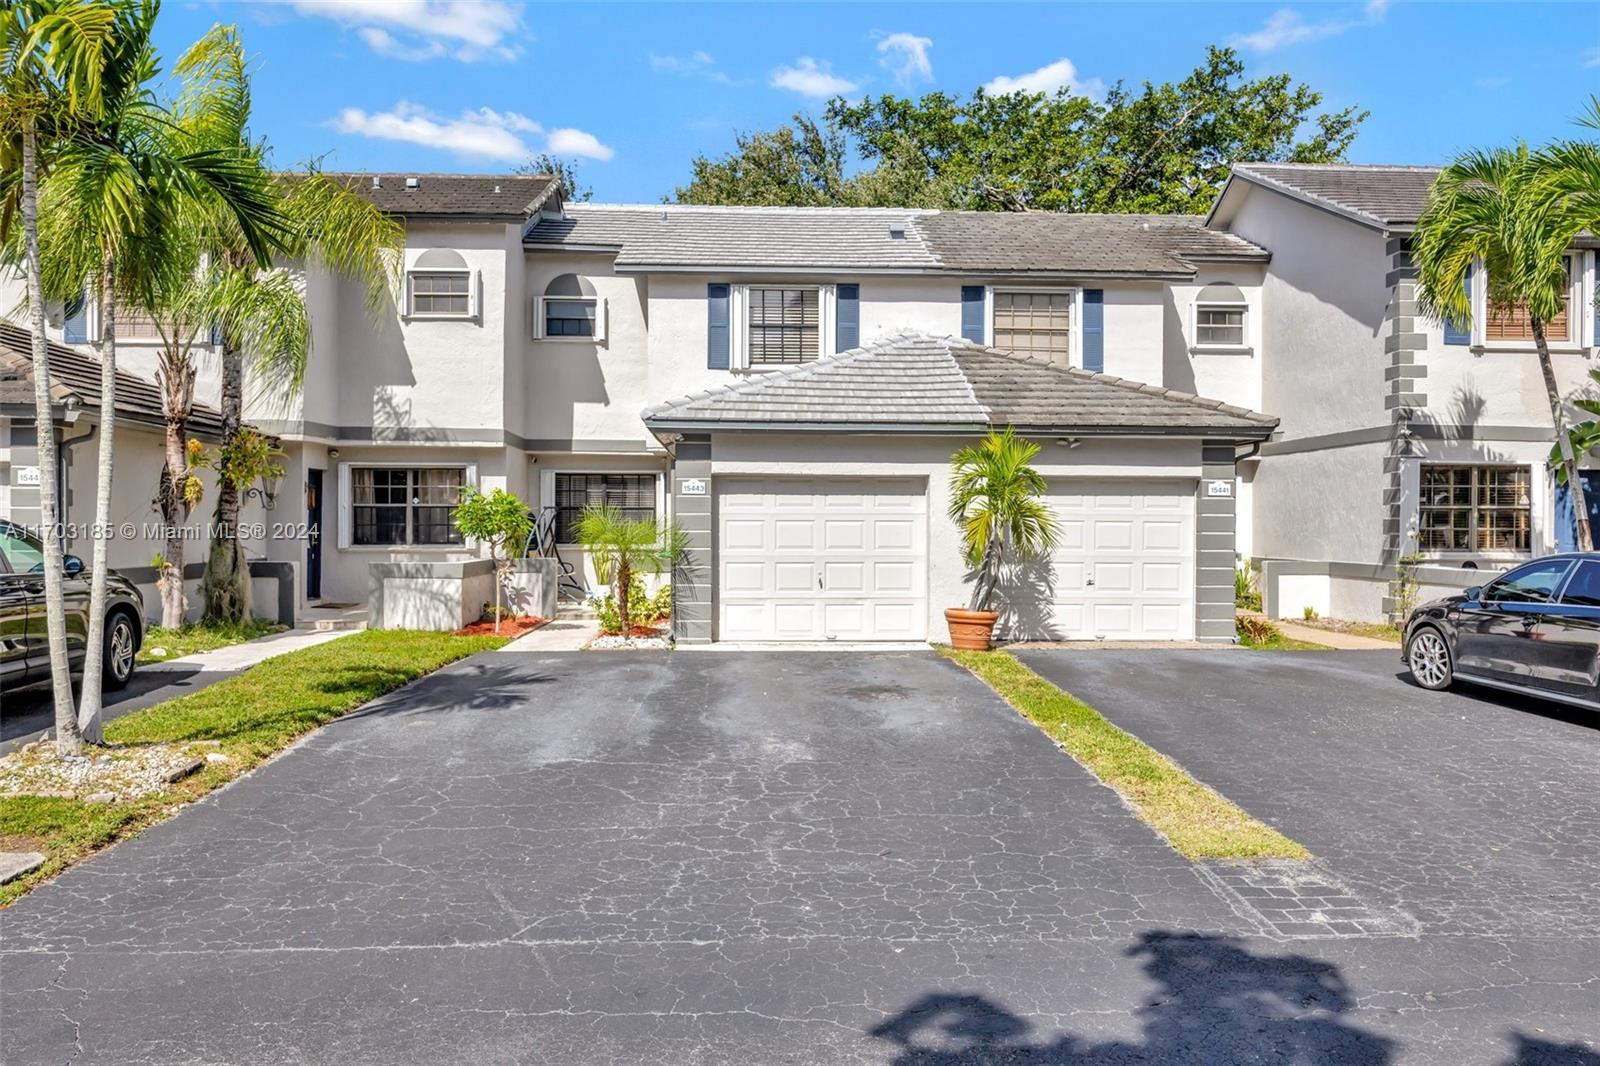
[107,616,135,685]
[1407,628,1452,690]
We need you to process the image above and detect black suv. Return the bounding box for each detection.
[0,519,144,692]
[1403,553,1600,709]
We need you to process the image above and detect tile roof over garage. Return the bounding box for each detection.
[525,204,1268,276]
[0,323,228,437]
[1226,163,1442,228]
[312,172,563,221]
[642,332,1277,438]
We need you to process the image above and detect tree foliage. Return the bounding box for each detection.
[518,152,592,202]
[574,504,688,638]
[675,47,1366,214]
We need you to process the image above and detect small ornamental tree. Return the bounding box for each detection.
[948,428,1061,612]
[575,504,689,639]
[452,488,533,634]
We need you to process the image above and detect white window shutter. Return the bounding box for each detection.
[466,462,479,488]
[336,463,352,549]
[593,297,608,343]
[530,296,543,340]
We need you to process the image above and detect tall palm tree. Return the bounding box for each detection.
[31,6,286,736]
[947,427,1060,612]
[0,0,117,754]
[1414,144,1598,551]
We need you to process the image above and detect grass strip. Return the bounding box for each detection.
[136,618,287,665]
[1,629,506,905]
[942,648,1309,862]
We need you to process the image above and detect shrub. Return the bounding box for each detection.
[589,575,662,635]
[1234,560,1261,611]
[1236,615,1281,646]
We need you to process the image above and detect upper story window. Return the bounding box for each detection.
[1418,464,1530,553]
[748,286,819,366]
[538,273,605,341]
[405,249,475,319]
[1193,282,1248,349]
[993,291,1072,364]
[1484,255,1572,344]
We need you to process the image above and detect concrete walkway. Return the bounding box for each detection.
[1241,610,1398,650]
[495,614,596,652]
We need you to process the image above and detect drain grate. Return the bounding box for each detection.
[1196,859,1420,940]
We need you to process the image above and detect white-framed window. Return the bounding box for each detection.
[336,462,477,549]
[1417,464,1531,553]
[1192,282,1249,350]
[535,273,606,342]
[728,284,835,369]
[992,290,1074,363]
[405,248,477,320]
[1480,253,1578,345]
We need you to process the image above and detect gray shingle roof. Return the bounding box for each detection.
[526,204,1267,276]
[642,332,1276,437]
[1230,163,1442,228]
[526,204,942,270]
[0,323,228,437]
[311,172,563,220]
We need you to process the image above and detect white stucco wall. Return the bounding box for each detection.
[1164,263,1266,412]
[705,432,1206,640]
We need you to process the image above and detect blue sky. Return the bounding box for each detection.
[162,1,1599,202]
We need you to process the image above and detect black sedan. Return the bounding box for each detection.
[1403,553,1600,708]
[1,519,144,693]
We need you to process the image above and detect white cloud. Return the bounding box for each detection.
[289,0,523,62]
[546,127,616,161]
[328,101,613,162]
[878,32,932,86]
[650,50,735,84]
[1229,1,1391,54]
[770,57,858,98]
[983,58,1104,99]
[1583,46,1600,69]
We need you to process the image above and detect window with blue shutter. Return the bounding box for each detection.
[63,293,89,344]
[835,283,859,352]
[1443,266,1472,345]
[1081,289,1104,372]
[960,286,985,343]
[707,283,730,369]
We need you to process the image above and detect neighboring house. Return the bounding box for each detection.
[1208,164,1600,620]
[0,323,289,624]
[1,170,1336,643]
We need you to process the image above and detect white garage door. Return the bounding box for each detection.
[1042,481,1195,640]
[717,477,927,641]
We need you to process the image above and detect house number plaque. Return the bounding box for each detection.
[679,478,708,496]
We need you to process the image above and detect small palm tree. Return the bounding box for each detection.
[948,428,1060,613]
[1414,141,1598,549]
[574,504,688,637]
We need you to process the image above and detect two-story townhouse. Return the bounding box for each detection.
[1207,163,1600,621]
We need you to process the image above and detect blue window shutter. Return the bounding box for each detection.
[960,286,985,343]
[63,294,88,344]
[707,283,730,370]
[1082,289,1104,373]
[836,283,860,352]
[1443,266,1471,345]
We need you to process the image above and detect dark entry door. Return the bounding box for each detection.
[306,468,323,600]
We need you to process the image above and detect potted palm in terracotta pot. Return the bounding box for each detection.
[945,428,1060,650]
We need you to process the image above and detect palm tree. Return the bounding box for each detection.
[574,505,689,636]
[947,427,1060,612]
[0,0,118,754]
[1414,144,1598,551]
[31,9,286,736]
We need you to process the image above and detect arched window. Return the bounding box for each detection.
[406,248,474,318]
[539,273,604,341]
[1194,282,1248,349]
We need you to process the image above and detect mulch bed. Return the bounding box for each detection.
[455,616,548,638]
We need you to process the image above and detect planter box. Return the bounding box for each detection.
[505,558,559,621]
[368,559,495,631]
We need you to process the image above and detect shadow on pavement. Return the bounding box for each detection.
[1,664,222,751]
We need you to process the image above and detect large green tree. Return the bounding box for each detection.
[675,46,1366,213]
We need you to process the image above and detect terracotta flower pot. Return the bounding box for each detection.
[945,608,1000,650]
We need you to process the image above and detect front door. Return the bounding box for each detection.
[1453,558,1575,682]
[305,469,323,601]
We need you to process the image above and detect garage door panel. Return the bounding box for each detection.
[717,477,927,642]
[1027,481,1195,641]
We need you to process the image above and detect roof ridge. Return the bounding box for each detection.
[573,203,938,216]
[1235,162,1443,173]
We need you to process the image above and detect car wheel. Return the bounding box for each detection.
[1406,627,1454,691]
[103,611,137,690]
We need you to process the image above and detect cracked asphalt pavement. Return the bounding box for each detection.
[2,650,1597,1064]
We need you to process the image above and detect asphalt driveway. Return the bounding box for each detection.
[2,649,1597,1064]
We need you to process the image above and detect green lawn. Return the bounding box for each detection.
[136,619,288,665]
[1,629,507,905]
[943,648,1309,861]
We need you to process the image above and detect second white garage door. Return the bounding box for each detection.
[1039,481,1196,640]
[717,477,927,641]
